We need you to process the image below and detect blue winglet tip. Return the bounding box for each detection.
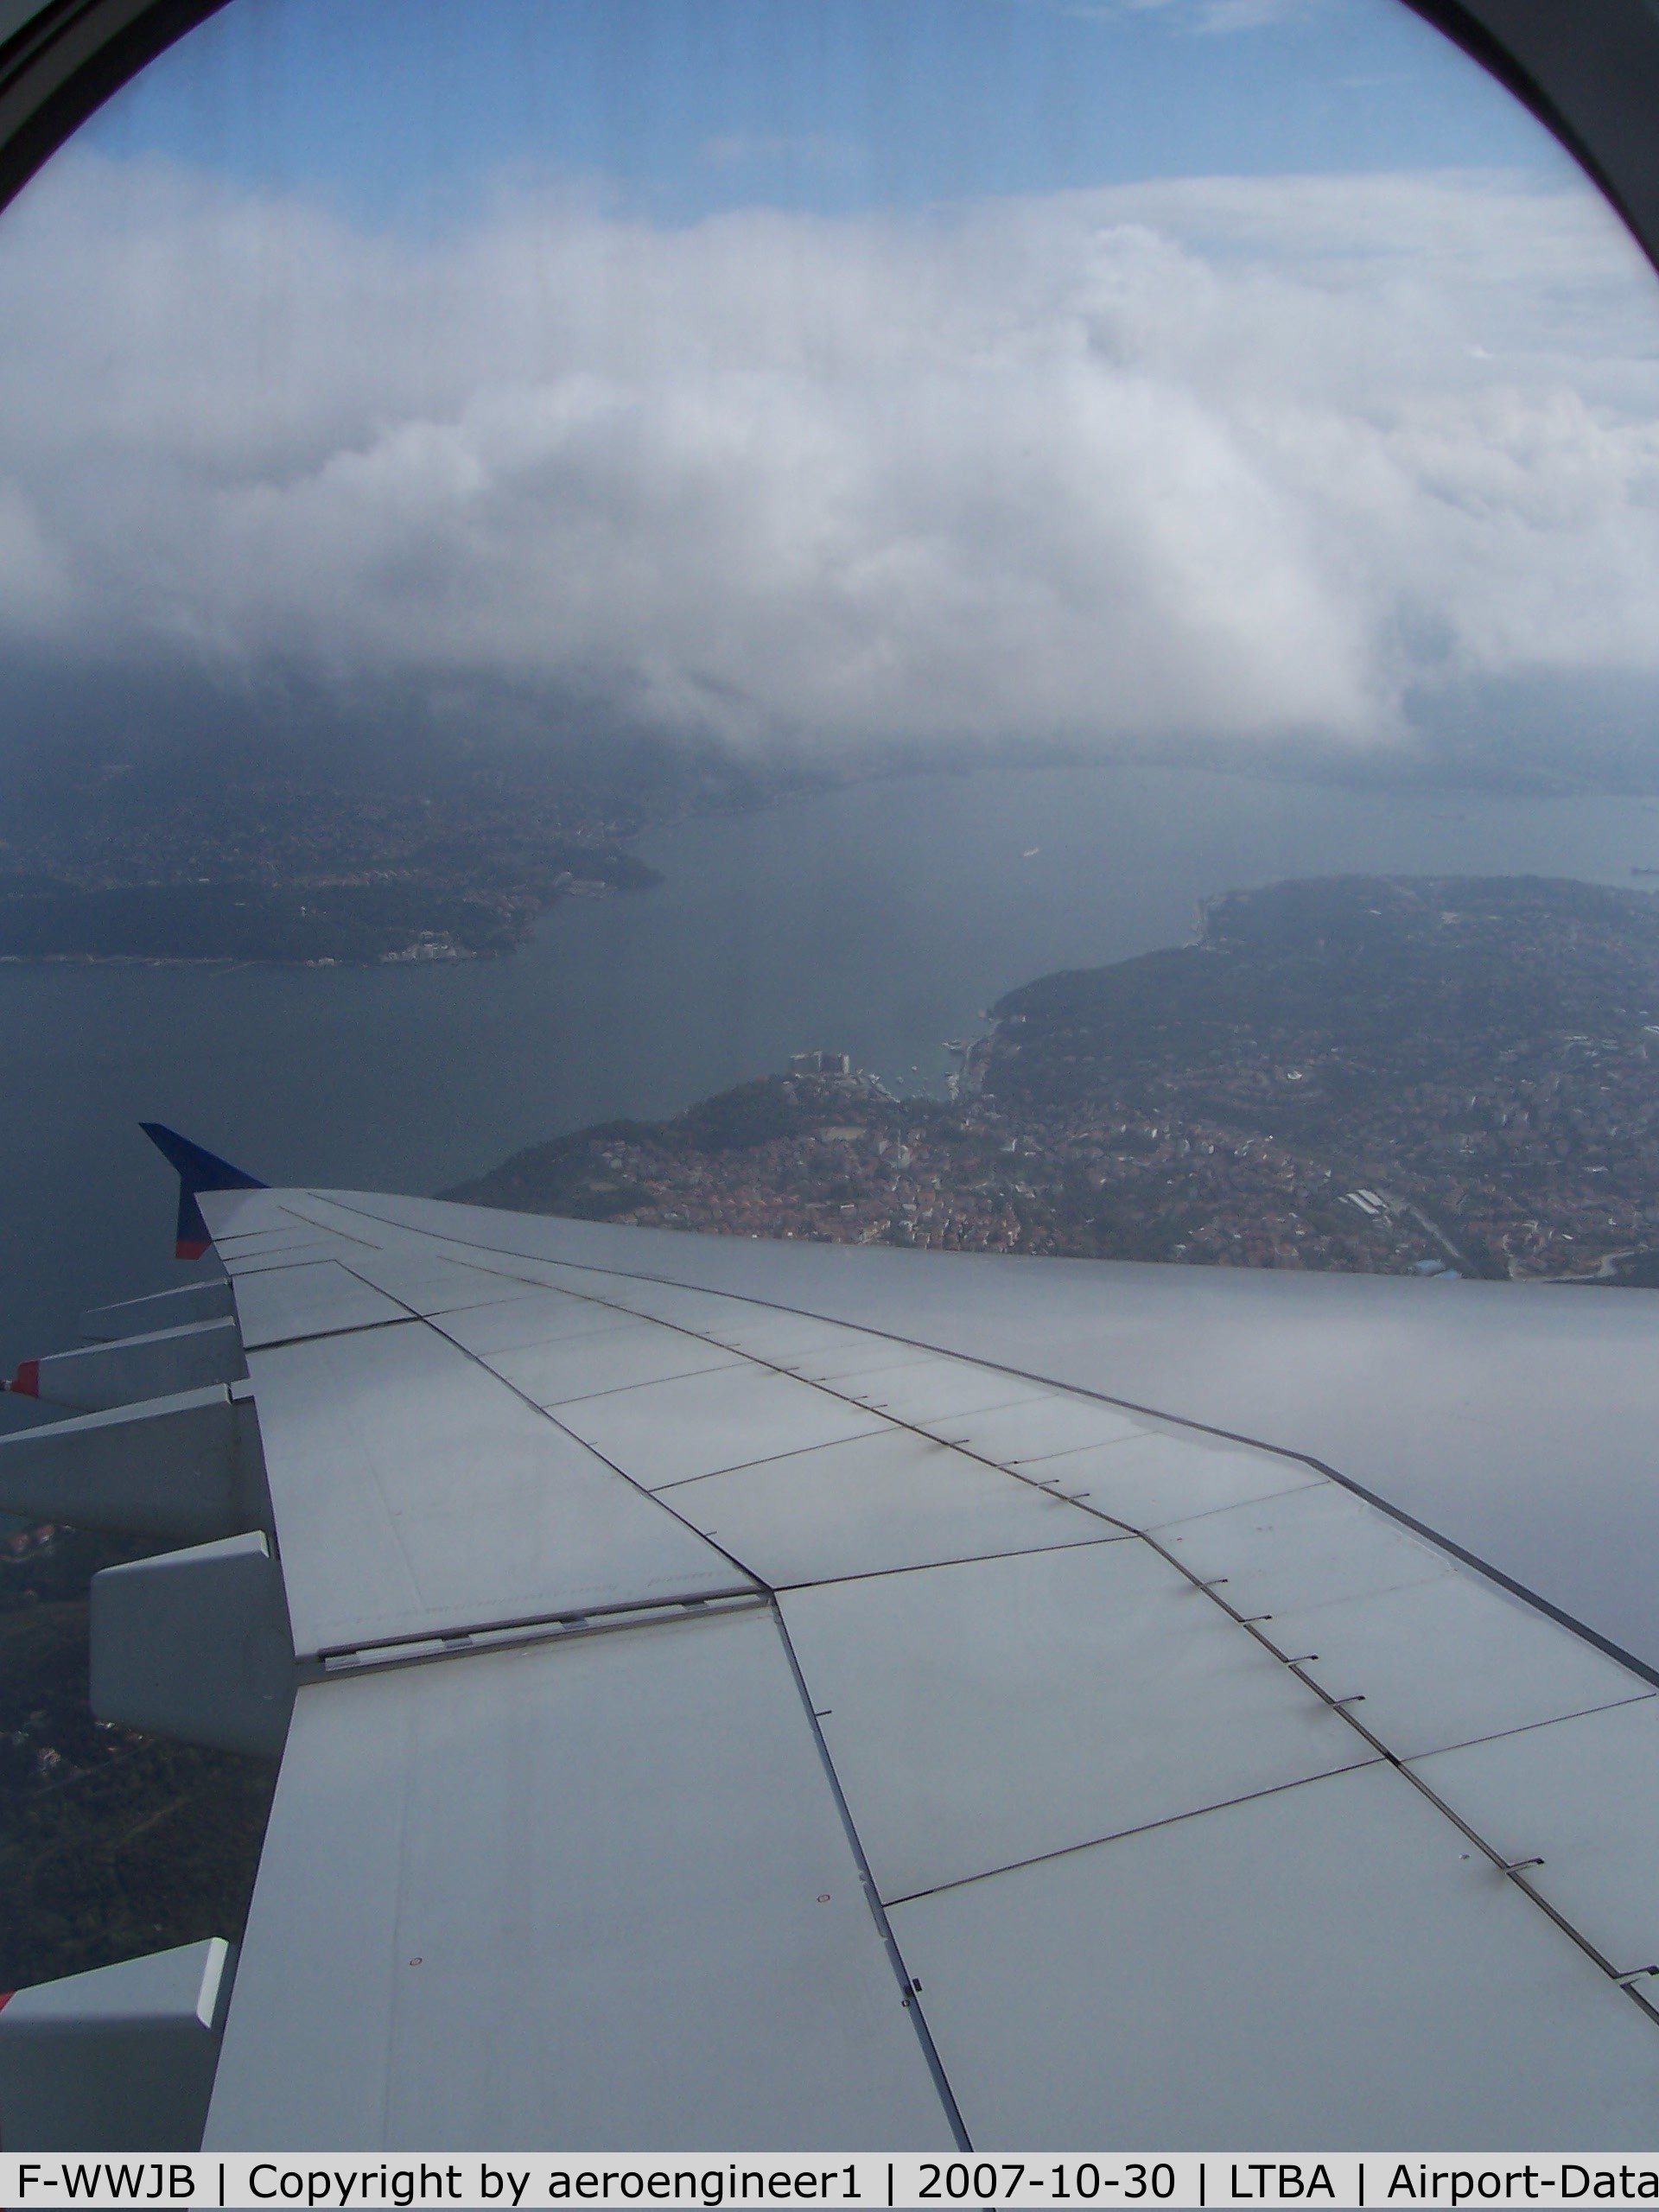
[140,1122,267,1260]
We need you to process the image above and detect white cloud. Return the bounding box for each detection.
[1,153,1657,774]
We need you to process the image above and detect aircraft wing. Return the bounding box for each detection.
[9,1176,1659,2150]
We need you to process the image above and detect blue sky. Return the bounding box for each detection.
[76,0,1570,230]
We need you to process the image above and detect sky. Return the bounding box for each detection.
[3,0,1659,791]
[72,0,1557,228]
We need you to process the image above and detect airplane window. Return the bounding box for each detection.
[3,0,1659,1985]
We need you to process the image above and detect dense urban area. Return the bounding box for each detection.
[454,875,1659,1287]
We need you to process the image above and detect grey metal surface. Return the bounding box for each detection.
[320,1194,1659,1681]
[90,1531,296,1758]
[1260,1573,1650,1761]
[333,1247,548,1318]
[550,1274,791,1338]
[247,1321,754,1656]
[478,1310,745,1408]
[80,1279,233,1341]
[0,1382,265,1542]
[276,1193,545,1276]
[27,1314,246,1411]
[785,1338,947,1386]
[209,1203,366,1261]
[659,1426,1124,1588]
[0,1939,235,2152]
[216,1230,340,1266]
[1017,1427,1325,1531]
[890,1761,1659,2149]
[231,1260,410,1350]
[677,1309,902,1370]
[1413,1698,1659,1975]
[207,1201,375,1262]
[822,1355,1057,1427]
[915,1389,1147,1467]
[782,1543,1376,1902]
[219,1243,366,1279]
[1151,1481,1461,1612]
[205,1608,954,2151]
[551,1361,889,1491]
[432,1289,651,1357]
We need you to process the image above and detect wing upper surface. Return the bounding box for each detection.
[185,1186,1659,2147]
[294,1184,1659,1679]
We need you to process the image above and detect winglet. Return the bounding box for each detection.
[140,1124,267,1261]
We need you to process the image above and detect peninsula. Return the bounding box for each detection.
[0,734,820,963]
[450,875,1659,1287]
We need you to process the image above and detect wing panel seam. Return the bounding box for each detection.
[769,1599,973,2152]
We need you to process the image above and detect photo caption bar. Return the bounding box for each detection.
[4,2156,1659,2211]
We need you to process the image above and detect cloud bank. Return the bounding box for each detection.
[2,153,1658,779]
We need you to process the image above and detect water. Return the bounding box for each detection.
[2,758,1653,1402]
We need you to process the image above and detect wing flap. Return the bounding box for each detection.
[204,1606,956,2151]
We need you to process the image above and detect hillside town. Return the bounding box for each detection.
[452,876,1659,1287]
